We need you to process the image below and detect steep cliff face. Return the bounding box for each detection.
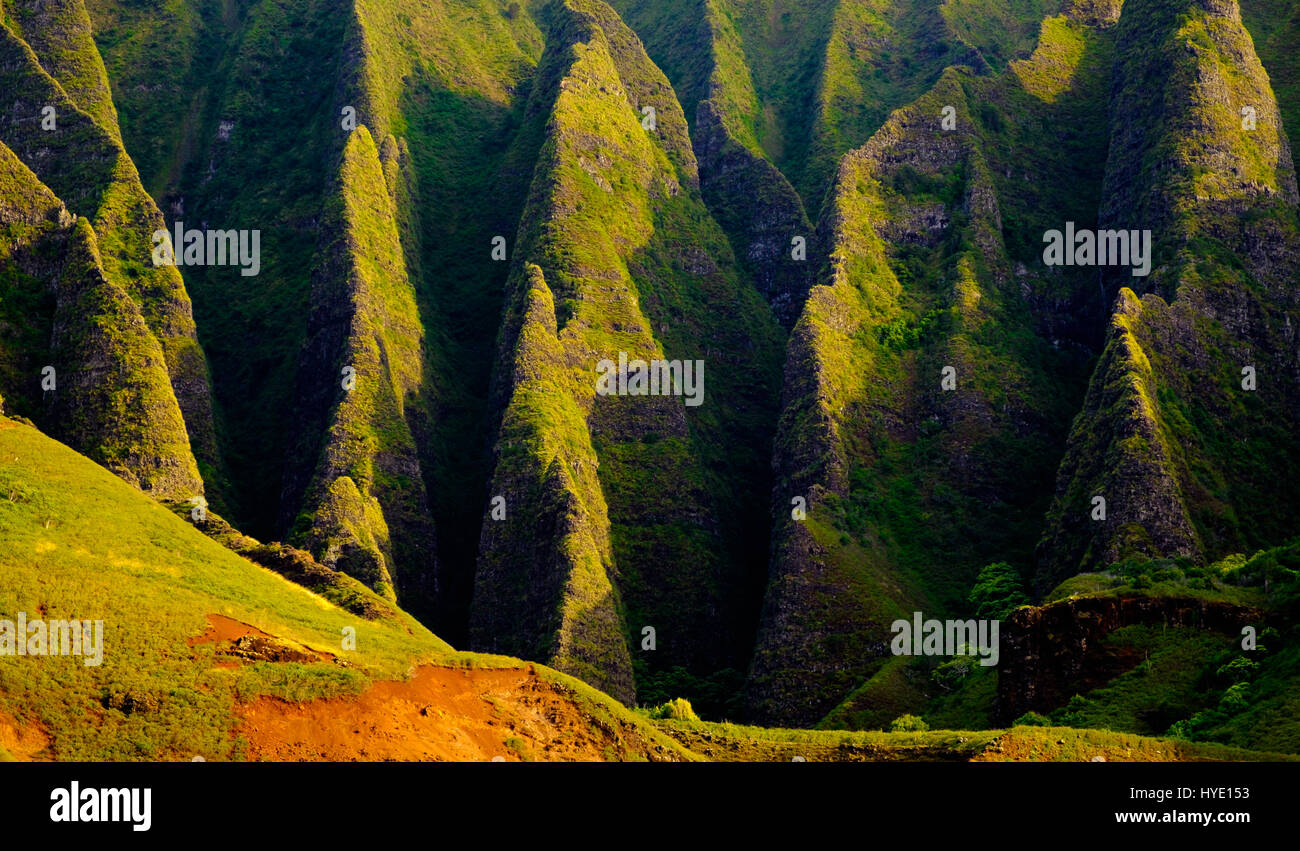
[1241,0,1300,155]
[746,4,1118,724]
[469,0,784,705]
[1036,0,1300,590]
[279,127,437,611]
[996,595,1260,722]
[35,0,1298,734]
[1,0,121,141]
[0,14,211,501]
[47,217,202,496]
[610,0,1065,327]
[472,262,634,701]
[610,0,814,326]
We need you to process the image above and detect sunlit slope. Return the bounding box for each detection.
[0,417,697,761]
[470,0,784,708]
[747,5,1116,726]
[0,137,199,500]
[0,5,220,500]
[1036,0,1300,587]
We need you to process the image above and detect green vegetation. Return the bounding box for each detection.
[0,10,219,500]
[890,713,929,732]
[648,697,701,721]
[970,561,1030,619]
[2,0,1296,759]
[470,0,784,709]
[0,417,443,758]
[752,49,1098,725]
[0,416,696,761]
[654,719,1292,761]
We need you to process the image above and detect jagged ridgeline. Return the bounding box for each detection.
[749,0,1300,727]
[1035,0,1300,589]
[3,0,1293,733]
[608,0,1065,324]
[74,0,785,709]
[746,2,1121,726]
[0,0,219,501]
[79,0,544,629]
[469,0,784,706]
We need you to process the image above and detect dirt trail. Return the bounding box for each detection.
[237,664,670,762]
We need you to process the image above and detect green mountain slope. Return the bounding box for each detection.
[1,0,121,140]
[0,415,701,761]
[1036,0,1300,587]
[278,126,437,612]
[470,0,784,708]
[0,6,220,501]
[26,0,1295,737]
[747,4,1114,726]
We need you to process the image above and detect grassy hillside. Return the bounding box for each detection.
[654,719,1293,761]
[0,416,695,761]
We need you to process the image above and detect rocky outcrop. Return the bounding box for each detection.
[694,96,814,326]
[996,595,1260,723]
[1,0,122,140]
[747,6,1125,726]
[0,138,201,497]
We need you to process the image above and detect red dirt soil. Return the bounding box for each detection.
[187,613,276,646]
[0,708,49,761]
[236,664,669,762]
[189,613,334,662]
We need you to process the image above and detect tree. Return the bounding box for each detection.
[969,562,1029,619]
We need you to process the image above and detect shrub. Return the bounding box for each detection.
[1014,711,1052,727]
[648,697,700,722]
[969,562,1029,619]
[890,714,929,732]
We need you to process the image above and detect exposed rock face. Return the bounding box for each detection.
[695,97,814,326]
[996,595,1260,723]
[2,0,122,140]
[0,136,200,498]
[747,52,1100,725]
[472,263,635,702]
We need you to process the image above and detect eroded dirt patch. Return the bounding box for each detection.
[0,709,49,761]
[189,613,334,663]
[237,664,669,762]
